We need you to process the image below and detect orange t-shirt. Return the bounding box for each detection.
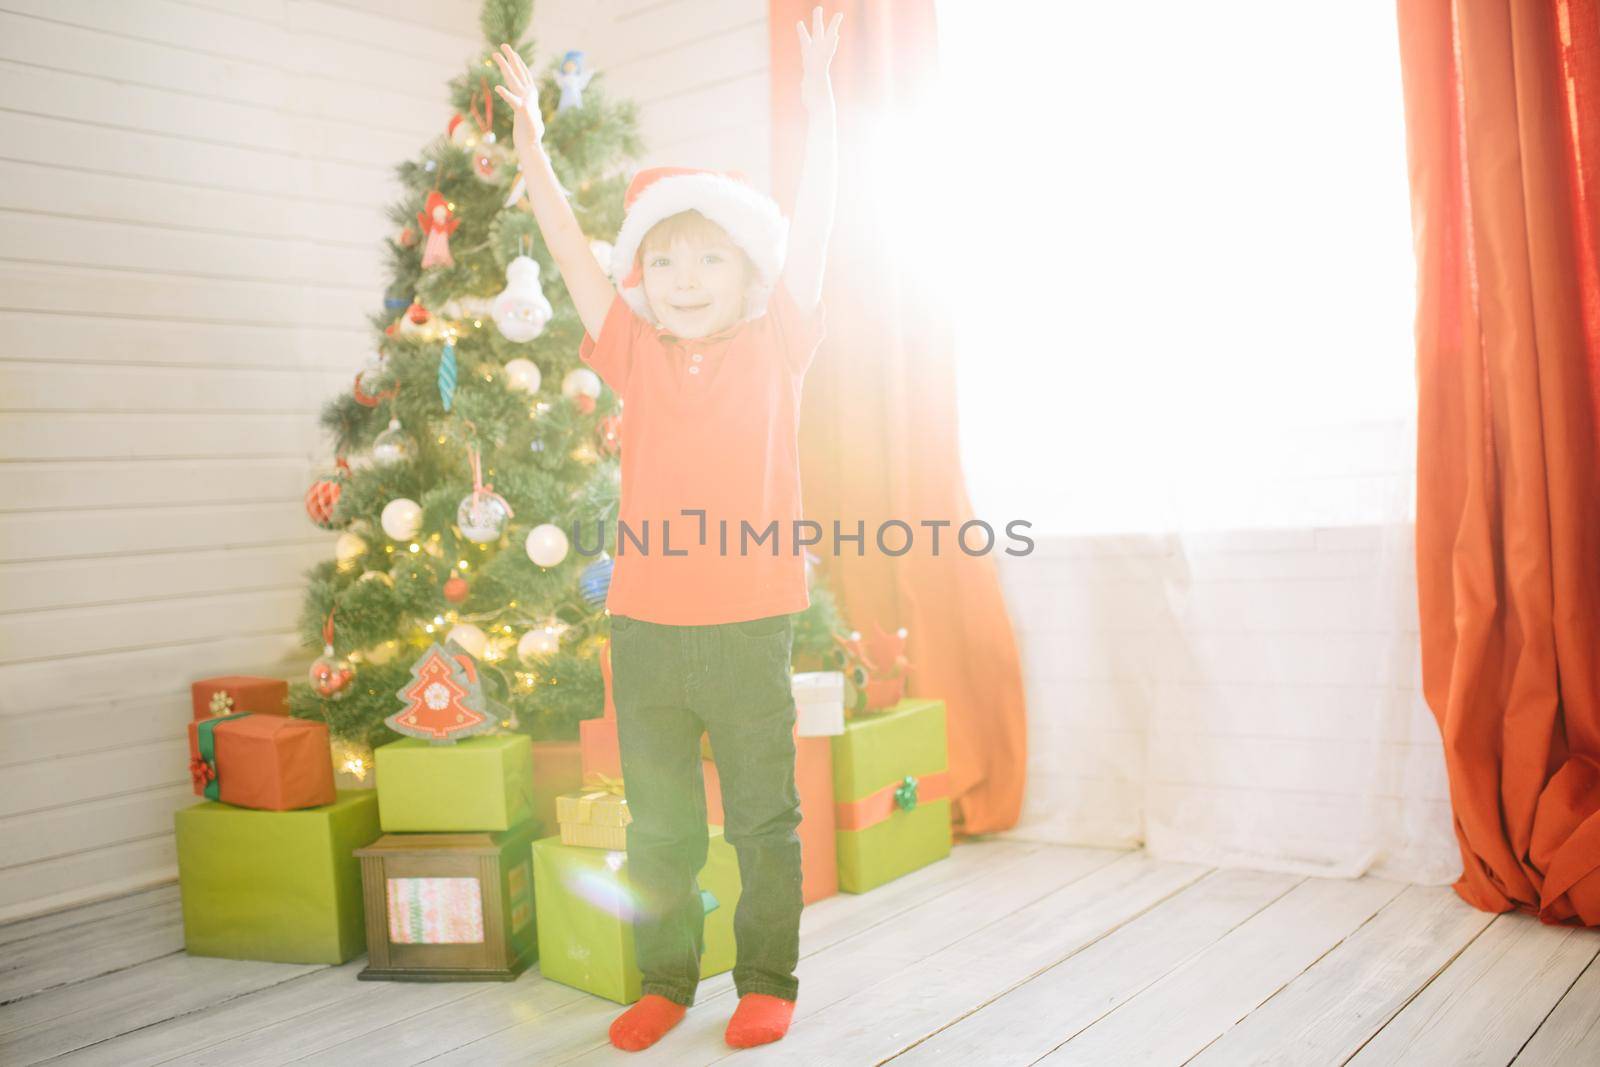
[578,282,826,625]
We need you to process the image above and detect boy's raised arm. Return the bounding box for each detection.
[781,7,842,313]
[493,44,615,340]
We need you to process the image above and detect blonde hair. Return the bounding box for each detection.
[640,211,755,277]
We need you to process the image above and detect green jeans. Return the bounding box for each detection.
[608,611,802,1006]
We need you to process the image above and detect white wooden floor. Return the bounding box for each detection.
[3,839,1599,1066]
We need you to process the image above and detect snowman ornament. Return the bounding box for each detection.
[491,255,554,342]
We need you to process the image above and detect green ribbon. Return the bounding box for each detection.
[893,775,919,813]
[195,712,251,800]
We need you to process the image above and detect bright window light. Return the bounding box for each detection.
[924,2,1418,535]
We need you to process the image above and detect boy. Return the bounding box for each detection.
[493,6,841,1052]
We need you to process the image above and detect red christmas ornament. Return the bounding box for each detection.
[398,224,417,247]
[599,414,622,455]
[443,571,469,604]
[407,299,431,325]
[304,458,351,529]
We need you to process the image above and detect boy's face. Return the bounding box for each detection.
[640,230,750,339]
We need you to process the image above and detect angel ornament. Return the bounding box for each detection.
[555,50,594,112]
[417,190,460,269]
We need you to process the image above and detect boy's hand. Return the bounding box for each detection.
[795,6,842,111]
[491,43,546,153]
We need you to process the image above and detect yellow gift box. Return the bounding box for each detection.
[556,773,630,849]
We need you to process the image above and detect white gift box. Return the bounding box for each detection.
[792,671,846,737]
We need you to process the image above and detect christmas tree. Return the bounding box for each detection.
[287,0,842,779]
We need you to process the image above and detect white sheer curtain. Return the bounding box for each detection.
[926,2,1458,883]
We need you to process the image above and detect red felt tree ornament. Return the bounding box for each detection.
[387,641,501,742]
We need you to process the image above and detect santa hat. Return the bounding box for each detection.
[610,166,788,323]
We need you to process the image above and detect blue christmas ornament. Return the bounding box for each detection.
[579,554,613,607]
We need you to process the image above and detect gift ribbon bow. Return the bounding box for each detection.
[188,755,216,791]
[834,769,952,832]
[193,712,251,800]
[467,445,514,522]
[581,770,625,796]
[208,690,234,716]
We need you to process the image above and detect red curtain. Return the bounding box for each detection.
[1398,0,1600,924]
[768,1,1028,836]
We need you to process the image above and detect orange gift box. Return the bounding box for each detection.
[531,740,586,836]
[704,732,837,904]
[187,713,336,811]
[580,716,620,780]
[191,675,289,722]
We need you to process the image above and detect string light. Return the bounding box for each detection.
[408,543,420,553]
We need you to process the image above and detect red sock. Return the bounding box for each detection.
[609,994,687,1051]
[724,992,796,1047]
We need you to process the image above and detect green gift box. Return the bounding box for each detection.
[531,824,741,1004]
[175,789,380,964]
[375,734,536,832]
[832,697,952,892]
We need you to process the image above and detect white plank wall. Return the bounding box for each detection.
[0,0,486,922]
[0,0,773,923]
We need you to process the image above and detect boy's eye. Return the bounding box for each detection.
[702,253,723,264]
[649,256,669,267]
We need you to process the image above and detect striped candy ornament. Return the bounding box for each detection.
[438,340,457,411]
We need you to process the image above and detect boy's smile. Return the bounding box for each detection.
[641,230,752,339]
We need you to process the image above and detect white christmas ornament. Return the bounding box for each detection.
[443,295,495,321]
[517,621,564,661]
[334,531,367,570]
[446,622,488,659]
[502,358,542,394]
[525,523,570,567]
[372,419,416,466]
[380,498,423,541]
[562,368,602,401]
[491,256,554,342]
[456,493,511,544]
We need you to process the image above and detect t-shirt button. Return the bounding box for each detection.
[688,365,701,375]
[691,352,704,362]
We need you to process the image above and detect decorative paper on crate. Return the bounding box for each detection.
[388,641,502,742]
[385,877,486,944]
[508,861,533,933]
